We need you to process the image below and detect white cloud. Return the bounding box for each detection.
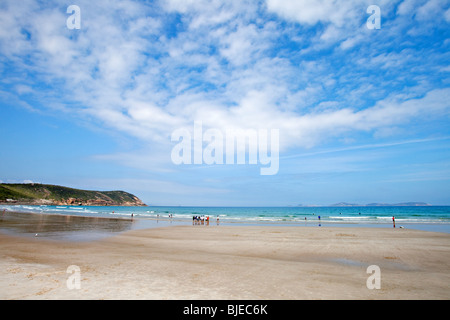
[265,0,361,27]
[397,0,419,15]
[396,0,450,36]
[1,0,449,175]
[446,7,450,22]
[415,0,449,21]
[267,0,402,49]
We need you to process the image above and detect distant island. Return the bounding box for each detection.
[293,202,432,207]
[0,183,146,206]
[330,202,431,207]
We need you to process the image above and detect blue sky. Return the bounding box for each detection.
[1,0,449,206]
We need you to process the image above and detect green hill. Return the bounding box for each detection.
[0,183,146,206]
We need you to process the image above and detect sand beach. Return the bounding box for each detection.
[1,215,449,300]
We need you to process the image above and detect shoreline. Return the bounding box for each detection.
[2,203,449,225]
[1,223,449,299]
[1,210,450,243]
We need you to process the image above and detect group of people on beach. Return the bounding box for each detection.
[193,215,219,225]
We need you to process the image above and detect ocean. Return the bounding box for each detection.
[1,204,450,231]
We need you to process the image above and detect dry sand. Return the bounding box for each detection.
[0,225,449,300]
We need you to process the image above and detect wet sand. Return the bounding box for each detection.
[1,221,449,300]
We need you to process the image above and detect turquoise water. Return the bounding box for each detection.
[2,204,450,236]
[2,204,450,224]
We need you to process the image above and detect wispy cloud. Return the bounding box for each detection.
[283,136,450,159]
[2,0,448,157]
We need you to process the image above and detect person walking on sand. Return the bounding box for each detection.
[392,216,396,228]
